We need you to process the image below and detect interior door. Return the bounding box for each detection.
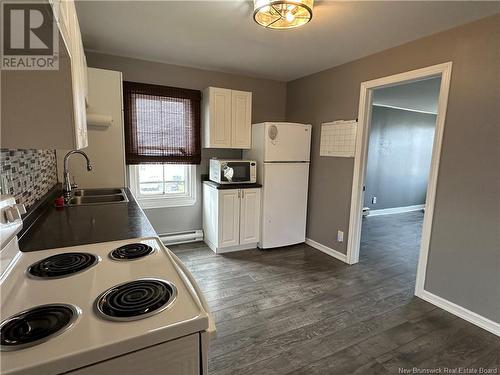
[217,189,240,248]
[231,90,252,149]
[264,122,312,162]
[261,163,310,248]
[239,188,261,245]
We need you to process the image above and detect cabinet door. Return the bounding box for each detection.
[1,0,87,150]
[217,190,240,248]
[208,87,232,148]
[239,188,261,245]
[69,2,88,149]
[231,90,252,149]
[72,61,88,149]
[203,184,217,247]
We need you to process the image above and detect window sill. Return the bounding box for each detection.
[136,196,196,209]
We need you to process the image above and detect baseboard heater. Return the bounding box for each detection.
[160,230,204,245]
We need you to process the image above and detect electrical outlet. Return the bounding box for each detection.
[337,230,344,243]
[372,196,377,204]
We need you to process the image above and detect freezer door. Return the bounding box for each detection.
[261,163,309,249]
[264,123,312,162]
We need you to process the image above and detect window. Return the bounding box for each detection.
[123,81,201,208]
[129,164,196,209]
[123,81,201,165]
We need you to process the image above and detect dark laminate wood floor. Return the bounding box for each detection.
[169,211,500,374]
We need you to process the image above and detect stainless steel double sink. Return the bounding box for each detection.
[67,188,129,206]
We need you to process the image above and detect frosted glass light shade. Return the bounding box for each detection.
[253,0,314,29]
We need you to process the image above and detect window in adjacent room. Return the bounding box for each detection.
[123,81,201,208]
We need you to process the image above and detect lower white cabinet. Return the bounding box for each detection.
[239,188,261,245]
[203,183,261,253]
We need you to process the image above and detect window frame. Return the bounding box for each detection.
[129,164,197,209]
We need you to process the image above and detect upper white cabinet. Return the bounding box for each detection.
[1,0,88,150]
[231,90,252,148]
[203,87,232,148]
[202,87,252,149]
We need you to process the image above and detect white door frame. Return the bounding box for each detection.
[346,62,453,297]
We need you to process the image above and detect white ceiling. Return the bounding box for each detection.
[373,77,441,114]
[76,1,500,81]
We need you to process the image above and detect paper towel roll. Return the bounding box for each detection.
[87,113,113,127]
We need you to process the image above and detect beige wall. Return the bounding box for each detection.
[86,51,286,124]
[57,68,126,188]
[286,14,500,322]
[86,51,287,235]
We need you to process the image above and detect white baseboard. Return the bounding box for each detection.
[368,204,425,217]
[418,289,500,337]
[305,238,348,264]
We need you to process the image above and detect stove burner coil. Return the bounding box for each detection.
[28,253,99,279]
[0,304,79,351]
[95,279,177,321]
[109,243,154,261]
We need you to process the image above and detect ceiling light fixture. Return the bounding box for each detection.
[253,0,313,30]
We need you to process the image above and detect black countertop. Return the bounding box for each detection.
[19,188,157,252]
[203,180,262,190]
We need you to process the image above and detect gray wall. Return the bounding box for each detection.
[364,106,436,210]
[86,51,287,234]
[286,14,500,322]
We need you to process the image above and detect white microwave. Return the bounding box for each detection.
[209,159,257,184]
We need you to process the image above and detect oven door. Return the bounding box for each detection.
[220,162,252,183]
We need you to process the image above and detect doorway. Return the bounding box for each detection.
[360,76,441,289]
[346,62,453,298]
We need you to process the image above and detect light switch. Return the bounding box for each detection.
[337,230,344,243]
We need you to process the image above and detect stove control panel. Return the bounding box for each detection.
[0,196,24,250]
[1,200,25,224]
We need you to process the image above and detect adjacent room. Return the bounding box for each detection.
[1,1,499,375]
[360,77,441,282]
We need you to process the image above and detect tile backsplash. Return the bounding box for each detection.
[0,149,58,209]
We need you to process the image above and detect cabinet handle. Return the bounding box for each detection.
[242,190,245,198]
[237,190,241,198]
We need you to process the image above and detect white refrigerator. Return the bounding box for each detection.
[243,122,312,249]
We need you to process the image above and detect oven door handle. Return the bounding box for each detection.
[169,250,216,337]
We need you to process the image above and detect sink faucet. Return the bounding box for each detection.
[63,150,93,202]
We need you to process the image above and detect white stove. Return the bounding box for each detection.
[0,195,215,375]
